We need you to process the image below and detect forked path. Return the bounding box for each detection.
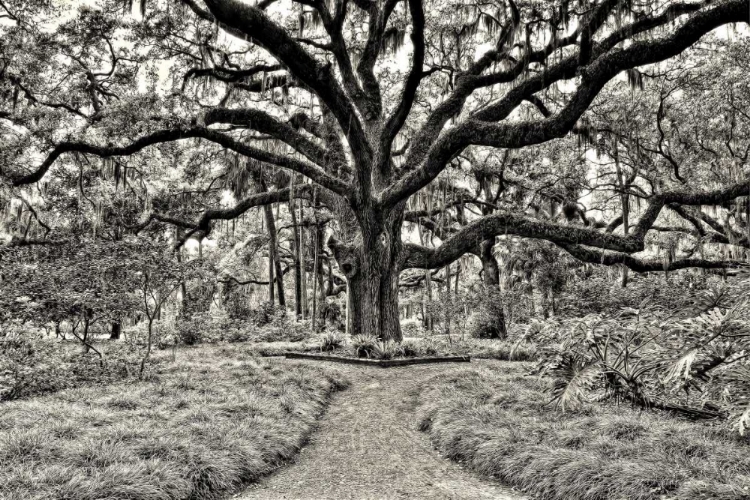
[235,360,524,500]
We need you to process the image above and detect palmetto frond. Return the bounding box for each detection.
[549,354,601,411]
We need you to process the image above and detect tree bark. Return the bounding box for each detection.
[331,206,405,341]
[290,179,303,317]
[476,238,507,339]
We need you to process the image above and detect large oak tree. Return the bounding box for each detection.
[2,0,750,340]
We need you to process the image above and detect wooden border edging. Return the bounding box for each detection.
[284,352,471,367]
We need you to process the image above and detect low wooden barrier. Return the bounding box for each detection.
[284,352,471,367]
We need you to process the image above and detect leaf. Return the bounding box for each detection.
[736,403,750,436]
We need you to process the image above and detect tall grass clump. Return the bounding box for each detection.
[416,361,750,500]
[0,344,348,500]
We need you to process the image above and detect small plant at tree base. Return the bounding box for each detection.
[373,340,400,360]
[399,339,422,358]
[350,334,378,358]
[320,331,344,352]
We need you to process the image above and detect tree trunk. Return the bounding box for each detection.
[263,203,285,307]
[311,224,319,332]
[139,317,153,379]
[300,200,308,319]
[290,180,303,318]
[82,316,90,353]
[332,207,404,341]
[110,321,121,340]
[477,238,506,339]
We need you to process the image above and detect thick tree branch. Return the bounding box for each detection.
[559,243,750,273]
[187,0,371,166]
[383,0,749,207]
[380,0,425,159]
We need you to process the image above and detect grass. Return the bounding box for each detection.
[423,337,537,361]
[0,344,348,500]
[416,361,750,500]
[245,340,321,357]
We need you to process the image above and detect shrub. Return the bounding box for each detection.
[175,313,207,345]
[401,318,427,338]
[399,339,422,357]
[249,302,283,327]
[0,338,142,401]
[0,338,68,400]
[468,287,507,339]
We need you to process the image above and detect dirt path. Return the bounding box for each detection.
[234,360,524,500]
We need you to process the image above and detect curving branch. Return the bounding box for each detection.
[558,243,750,274]
[10,124,350,197]
[402,176,750,270]
[380,0,425,161]
[194,0,372,166]
[141,184,314,248]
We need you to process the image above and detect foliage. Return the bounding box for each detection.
[0,337,142,401]
[536,279,750,432]
[350,334,379,359]
[372,340,400,360]
[467,287,506,339]
[319,331,344,352]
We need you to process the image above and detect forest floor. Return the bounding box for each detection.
[234,359,524,500]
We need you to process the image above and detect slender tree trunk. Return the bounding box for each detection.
[312,225,319,332]
[268,245,275,305]
[614,146,630,288]
[110,321,121,340]
[139,317,154,379]
[300,199,308,319]
[290,179,303,317]
[263,203,285,307]
[82,316,90,353]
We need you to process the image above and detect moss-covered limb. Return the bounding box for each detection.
[558,243,749,273]
[132,184,314,248]
[11,127,349,196]
[379,0,425,162]
[201,108,329,167]
[401,211,645,270]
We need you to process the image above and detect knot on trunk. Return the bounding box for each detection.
[328,235,360,279]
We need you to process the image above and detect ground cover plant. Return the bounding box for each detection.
[417,361,750,500]
[0,344,348,500]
